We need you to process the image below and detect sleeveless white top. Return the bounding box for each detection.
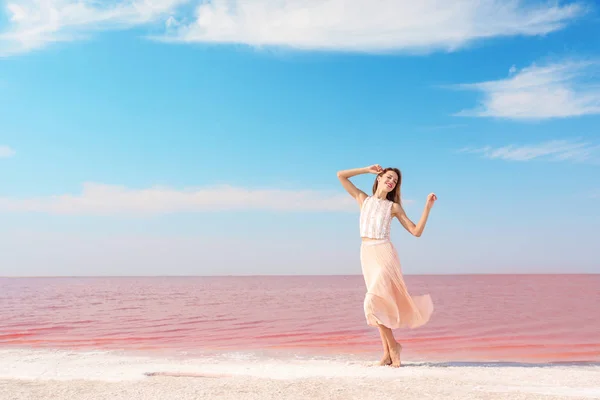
[359,196,394,239]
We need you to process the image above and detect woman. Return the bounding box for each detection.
[337,164,437,367]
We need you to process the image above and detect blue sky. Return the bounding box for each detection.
[1,0,599,276]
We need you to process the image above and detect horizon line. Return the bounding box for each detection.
[2,272,598,278]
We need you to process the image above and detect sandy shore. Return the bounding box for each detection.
[1,348,599,399]
[3,369,600,400]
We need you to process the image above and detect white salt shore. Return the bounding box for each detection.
[1,349,599,400]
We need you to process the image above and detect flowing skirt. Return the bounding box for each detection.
[360,240,433,329]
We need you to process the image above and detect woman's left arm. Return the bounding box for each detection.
[393,193,437,237]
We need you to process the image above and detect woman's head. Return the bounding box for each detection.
[373,167,402,204]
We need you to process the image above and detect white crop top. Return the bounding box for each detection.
[359,196,394,239]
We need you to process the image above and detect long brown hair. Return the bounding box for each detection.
[372,167,402,205]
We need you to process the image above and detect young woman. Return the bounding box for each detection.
[337,164,437,367]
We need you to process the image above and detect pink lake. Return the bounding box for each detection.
[1,274,599,363]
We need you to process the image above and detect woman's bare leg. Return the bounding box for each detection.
[377,326,392,365]
[378,324,402,367]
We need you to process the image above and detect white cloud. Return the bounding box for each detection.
[0,145,16,158]
[453,60,600,119]
[161,0,585,53]
[0,182,364,214]
[0,0,585,55]
[459,139,600,163]
[0,0,188,55]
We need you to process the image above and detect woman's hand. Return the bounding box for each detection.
[426,193,437,209]
[365,164,383,174]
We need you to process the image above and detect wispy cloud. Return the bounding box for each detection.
[161,0,585,53]
[0,0,188,56]
[453,59,600,119]
[0,0,586,56]
[0,182,364,215]
[459,139,600,163]
[0,145,16,158]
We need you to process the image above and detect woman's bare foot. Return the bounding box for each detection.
[389,342,402,368]
[378,353,392,366]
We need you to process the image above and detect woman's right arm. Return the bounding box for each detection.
[337,165,381,205]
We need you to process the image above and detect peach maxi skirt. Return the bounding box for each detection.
[360,239,434,329]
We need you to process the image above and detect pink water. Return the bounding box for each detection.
[1,275,599,363]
